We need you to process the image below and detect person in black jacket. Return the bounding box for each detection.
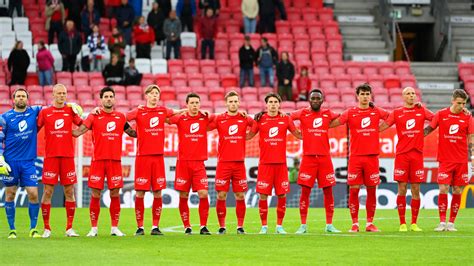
[157,0,172,17]
[8,41,30,85]
[239,35,255,88]
[102,53,124,85]
[115,0,135,45]
[147,2,166,45]
[258,0,277,33]
[58,20,82,72]
[255,37,278,87]
[198,0,220,16]
[276,51,295,101]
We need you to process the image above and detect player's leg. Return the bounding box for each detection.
[317,156,339,233]
[21,160,40,237]
[175,160,193,233]
[256,164,273,233]
[191,161,210,235]
[87,188,102,237]
[4,186,18,238]
[363,156,380,232]
[150,156,166,235]
[409,152,424,231]
[234,192,246,234]
[397,182,408,231]
[447,185,463,231]
[109,188,123,236]
[133,156,151,235]
[276,194,287,234]
[216,191,228,233]
[151,190,164,235]
[59,157,78,237]
[215,162,231,233]
[394,153,409,231]
[178,191,192,234]
[41,184,55,237]
[435,162,452,231]
[409,183,422,231]
[274,164,290,234]
[347,156,363,232]
[197,189,211,235]
[134,190,146,235]
[258,193,269,234]
[295,155,316,233]
[232,162,248,234]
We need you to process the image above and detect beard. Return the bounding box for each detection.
[15,102,26,109]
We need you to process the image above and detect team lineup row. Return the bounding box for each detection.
[1,83,473,238]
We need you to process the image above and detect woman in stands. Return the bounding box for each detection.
[102,53,124,85]
[8,41,30,86]
[87,24,107,72]
[133,16,155,59]
[36,41,55,86]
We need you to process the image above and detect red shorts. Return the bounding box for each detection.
[215,161,248,193]
[134,155,166,191]
[298,155,336,188]
[256,163,289,196]
[347,155,380,186]
[437,162,469,186]
[89,160,123,190]
[175,160,208,192]
[394,150,425,183]
[42,157,77,186]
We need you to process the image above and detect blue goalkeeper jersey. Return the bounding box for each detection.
[0,106,41,161]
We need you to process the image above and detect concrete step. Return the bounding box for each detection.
[448,3,473,10]
[340,26,380,35]
[344,48,390,54]
[334,9,372,15]
[417,76,459,83]
[452,26,474,35]
[334,2,377,10]
[343,35,383,41]
[453,40,474,49]
[410,62,459,77]
[344,40,386,49]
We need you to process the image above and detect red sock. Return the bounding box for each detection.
[152,197,163,227]
[323,186,334,224]
[199,198,209,227]
[277,197,286,226]
[449,194,461,223]
[259,199,268,226]
[109,196,120,227]
[236,199,246,228]
[41,203,51,230]
[411,198,420,224]
[438,193,448,223]
[349,187,360,224]
[135,197,144,228]
[299,186,311,224]
[366,187,376,223]
[89,196,100,227]
[179,197,191,228]
[216,199,226,228]
[65,201,76,230]
[397,195,406,225]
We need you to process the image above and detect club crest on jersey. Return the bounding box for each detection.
[106,121,116,132]
[313,118,323,128]
[361,117,371,128]
[190,122,200,133]
[449,124,459,134]
[406,119,415,130]
[269,126,279,137]
[18,120,27,132]
[149,117,159,128]
[228,124,238,135]
[55,119,64,130]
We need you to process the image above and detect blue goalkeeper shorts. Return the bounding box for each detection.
[1,160,38,187]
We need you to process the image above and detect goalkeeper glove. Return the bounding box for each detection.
[66,102,84,117]
[0,156,11,176]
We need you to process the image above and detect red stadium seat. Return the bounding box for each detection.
[168,59,184,73]
[216,60,232,75]
[200,59,216,73]
[171,73,188,87]
[183,59,200,74]
[221,74,238,88]
[155,74,171,87]
[384,75,401,89]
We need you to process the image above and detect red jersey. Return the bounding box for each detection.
[208,112,255,162]
[429,108,474,163]
[385,106,434,154]
[337,106,389,156]
[127,106,173,156]
[169,112,215,161]
[251,113,297,164]
[291,107,339,156]
[83,111,127,161]
[37,105,82,158]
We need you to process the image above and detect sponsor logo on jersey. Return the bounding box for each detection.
[215,179,227,186]
[18,120,27,132]
[361,117,371,128]
[155,177,165,185]
[238,179,247,185]
[370,173,379,181]
[228,124,238,135]
[462,174,469,182]
[55,119,64,130]
[348,173,358,181]
[3,175,14,182]
[415,170,424,177]
[43,171,56,179]
[326,173,335,181]
[269,126,279,137]
[281,181,289,189]
[449,124,459,134]
[394,169,406,176]
[438,173,449,180]
[299,173,312,181]
[111,176,121,182]
[67,171,76,179]
[136,177,148,185]
[149,117,159,128]
[257,181,269,189]
[190,122,200,133]
[106,121,116,132]
[200,178,207,184]
[406,119,416,130]
[176,178,187,185]
[89,175,101,182]
[313,118,323,128]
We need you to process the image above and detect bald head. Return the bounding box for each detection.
[402,87,417,107]
[53,84,67,106]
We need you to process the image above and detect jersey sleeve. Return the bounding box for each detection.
[82,114,95,129]
[329,110,340,121]
[424,107,435,121]
[429,111,440,129]
[337,109,349,125]
[250,120,259,134]
[385,111,395,127]
[126,108,138,122]
[31,105,42,114]
[168,114,180,125]
[287,116,297,132]
[207,114,219,130]
[290,109,303,121]
[37,109,45,128]
[468,116,474,134]
[165,107,174,118]
[378,107,390,120]
[0,115,5,156]
[72,112,83,126]
[246,116,256,128]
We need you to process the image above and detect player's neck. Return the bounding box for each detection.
[103,107,113,113]
[188,111,199,117]
[404,103,415,108]
[146,103,157,108]
[358,103,369,109]
[267,111,278,117]
[449,106,461,114]
[227,110,238,116]
[53,102,65,108]
[13,107,26,112]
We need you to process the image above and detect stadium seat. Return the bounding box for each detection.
[168,59,184,73]
[188,73,204,87]
[13,17,29,32]
[183,59,200,74]
[384,75,401,89]
[151,59,167,74]
[200,59,216,73]
[155,73,171,86]
[56,72,73,85]
[180,47,196,60]
[0,17,12,33]
[141,73,155,86]
[180,32,197,48]
[221,74,238,88]
[394,61,411,75]
[204,73,221,88]
[73,72,89,86]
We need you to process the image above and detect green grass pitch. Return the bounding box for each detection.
[1,208,473,265]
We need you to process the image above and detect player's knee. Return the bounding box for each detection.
[259,194,268,200]
[5,190,16,201]
[179,192,189,198]
[217,192,227,200]
[153,190,162,198]
[42,187,54,198]
[398,186,408,196]
[452,186,463,194]
[438,184,449,194]
[234,192,245,200]
[109,189,120,198]
[91,190,101,198]
[136,190,145,198]
[198,190,208,198]
[28,192,39,203]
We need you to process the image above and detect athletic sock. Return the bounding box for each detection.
[41,203,51,230]
[28,202,39,229]
[323,186,334,224]
[109,196,120,227]
[89,196,101,228]
[258,199,268,226]
[397,195,406,224]
[216,199,226,228]
[349,187,360,224]
[198,197,209,227]
[5,201,15,230]
[366,187,376,223]
[65,201,76,230]
[179,197,191,228]
[152,197,163,227]
[299,186,311,225]
[449,194,461,223]
[438,193,448,223]
[235,199,246,228]
[276,197,286,226]
[135,197,144,228]
[411,198,420,224]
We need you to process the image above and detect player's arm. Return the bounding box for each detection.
[0,115,10,175]
[246,121,259,140]
[171,108,187,116]
[379,111,394,132]
[124,122,137,137]
[72,124,89,137]
[424,111,439,136]
[288,117,302,139]
[423,126,435,136]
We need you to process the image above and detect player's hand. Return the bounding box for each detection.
[200,110,210,117]
[91,107,101,115]
[0,156,11,175]
[278,110,287,117]
[239,110,248,117]
[67,102,84,117]
[369,102,375,108]
[415,102,422,108]
[254,111,265,121]
[463,107,471,115]
[138,104,145,110]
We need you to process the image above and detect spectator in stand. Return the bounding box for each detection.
[102,53,124,85]
[58,20,82,72]
[87,24,106,71]
[115,0,135,45]
[257,0,276,33]
[8,0,23,17]
[276,0,287,20]
[199,8,217,59]
[198,0,220,16]
[157,0,172,18]
[147,2,166,45]
[105,0,121,17]
[36,41,55,86]
[256,37,278,87]
[124,58,142,85]
[296,66,311,101]
[108,27,126,61]
[176,0,196,32]
[46,0,66,44]
[163,11,182,60]
[239,35,255,88]
[8,41,30,86]
[134,16,155,59]
[242,0,258,34]
[276,51,295,101]
[63,0,86,32]
[81,0,101,37]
